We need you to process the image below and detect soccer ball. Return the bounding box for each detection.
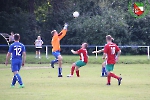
[73,11,79,18]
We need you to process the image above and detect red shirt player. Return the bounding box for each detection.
[103,35,122,85]
[67,43,88,77]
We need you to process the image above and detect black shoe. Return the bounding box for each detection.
[58,75,63,77]
[50,62,54,68]
[118,77,122,86]
[106,83,111,85]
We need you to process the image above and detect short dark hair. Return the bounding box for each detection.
[106,35,113,41]
[14,34,20,41]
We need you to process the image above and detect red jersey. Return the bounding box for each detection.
[104,42,120,64]
[77,48,88,63]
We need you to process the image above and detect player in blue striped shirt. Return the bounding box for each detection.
[5,34,26,88]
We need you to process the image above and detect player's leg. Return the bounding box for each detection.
[75,60,86,77]
[57,54,63,77]
[101,61,107,77]
[16,60,24,88]
[50,51,59,68]
[11,75,17,88]
[75,67,80,77]
[71,63,76,76]
[109,65,122,85]
[106,64,122,85]
[67,63,76,77]
[11,60,17,87]
[38,49,41,59]
[104,61,107,76]
[11,60,24,88]
[11,64,17,88]
[106,64,112,85]
[35,48,38,58]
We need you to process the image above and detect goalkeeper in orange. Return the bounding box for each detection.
[50,23,68,77]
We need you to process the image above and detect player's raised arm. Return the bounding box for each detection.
[58,23,68,40]
[71,49,78,54]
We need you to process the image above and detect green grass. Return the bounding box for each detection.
[0,53,150,64]
[0,63,150,100]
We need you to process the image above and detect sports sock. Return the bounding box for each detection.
[58,67,62,75]
[15,74,23,85]
[71,66,75,75]
[76,70,80,77]
[110,72,119,79]
[107,73,111,84]
[102,67,105,76]
[11,76,17,86]
[104,67,107,75]
[51,59,58,64]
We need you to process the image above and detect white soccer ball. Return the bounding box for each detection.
[73,11,79,18]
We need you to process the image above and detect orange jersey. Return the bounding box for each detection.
[51,29,67,52]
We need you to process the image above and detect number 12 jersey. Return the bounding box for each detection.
[8,42,26,60]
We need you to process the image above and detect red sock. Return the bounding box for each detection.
[107,73,111,84]
[110,72,119,79]
[71,66,75,75]
[76,70,80,77]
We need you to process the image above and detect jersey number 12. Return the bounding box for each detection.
[14,47,22,56]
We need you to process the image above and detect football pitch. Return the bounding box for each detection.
[0,62,150,100]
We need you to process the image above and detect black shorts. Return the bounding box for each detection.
[35,48,42,51]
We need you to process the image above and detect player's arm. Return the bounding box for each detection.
[40,40,44,46]
[22,46,26,66]
[102,46,107,59]
[58,23,68,40]
[9,35,12,42]
[102,53,107,60]
[34,40,36,46]
[71,49,78,54]
[9,37,11,42]
[22,52,26,66]
[5,52,11,66]
[92,49,104,53]
[5,45,12,66]
[115,50,121,62]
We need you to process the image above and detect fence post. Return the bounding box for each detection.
[148,46,149,59]
[96,46,98,58]
[46,46,48,59]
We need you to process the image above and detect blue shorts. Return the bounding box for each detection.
[52,51,61,59]
[11,59,22,72]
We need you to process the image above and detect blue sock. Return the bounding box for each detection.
[102,67,105,76]
[51,59,58,64]
[15,73,23,85]
[104,67,107,75]
[58,67,62,75]
[11,76,17,86]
